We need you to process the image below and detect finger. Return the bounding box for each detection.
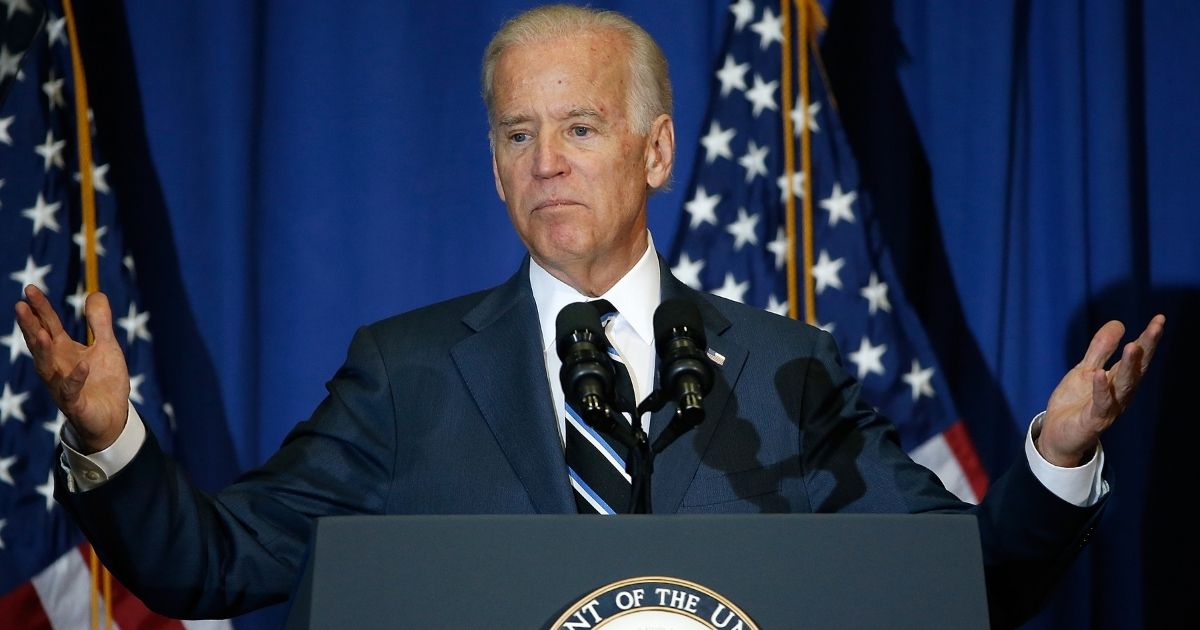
[15,302,54,366]
[29,328,56,376]
[59,359,90,407]
[1079,320,1125,370]
[1110,341,1144,402]
[1091,369,1115,419]
[14,301,47,345]
[1132,314,1166,374]
[22,285,68,339]
[84,292,118,345]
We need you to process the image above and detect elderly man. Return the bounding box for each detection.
[15,4,1164,626]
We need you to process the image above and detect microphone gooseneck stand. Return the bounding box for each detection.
[591,388,708,514]
[558,299,712,514]
[622,297,714,513]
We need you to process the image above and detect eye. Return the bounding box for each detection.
[510,132,530,143]
[570,126,592,138]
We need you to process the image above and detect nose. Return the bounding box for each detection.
[532,134,569,179]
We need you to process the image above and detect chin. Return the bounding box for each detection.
[535,224,593,253]
[532,240,601,271]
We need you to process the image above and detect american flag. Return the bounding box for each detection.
[669,0,987,503]
[0,1,227,627]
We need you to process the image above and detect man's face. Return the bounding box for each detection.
[490,31,671,284]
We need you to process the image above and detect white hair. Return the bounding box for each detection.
[481,4,673,137]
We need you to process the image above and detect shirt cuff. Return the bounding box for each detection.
[58,402,146,492]
[1025,411,1108,507]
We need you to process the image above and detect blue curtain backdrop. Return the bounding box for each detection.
[71,1,1196,627]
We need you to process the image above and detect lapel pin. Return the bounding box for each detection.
[706,348,726,366]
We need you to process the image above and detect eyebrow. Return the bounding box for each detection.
[497,114,532,128]
[564,107,603,121]
[496,108,606,128]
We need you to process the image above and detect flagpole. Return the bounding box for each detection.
[797,0,817,326]
[782,0,821,325]
[779,0,798,320]
[61,0,113,627]
[61,0,98,303]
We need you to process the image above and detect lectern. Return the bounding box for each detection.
[284,514,988,629]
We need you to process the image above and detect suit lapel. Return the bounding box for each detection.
[450,261,575,514]
[649,263,748,514]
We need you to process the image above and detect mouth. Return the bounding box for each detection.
[533,198,583,211]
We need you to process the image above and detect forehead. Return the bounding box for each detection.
[492,30,630,117]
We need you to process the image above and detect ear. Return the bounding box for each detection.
[492,149,507,202]
[644,114,675,190]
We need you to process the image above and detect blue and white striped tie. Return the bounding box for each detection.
[565,299,637,514]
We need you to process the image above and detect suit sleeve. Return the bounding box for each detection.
[54,325,398,618]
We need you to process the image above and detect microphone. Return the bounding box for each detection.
[556,302,616,431]
[653,298,713,428]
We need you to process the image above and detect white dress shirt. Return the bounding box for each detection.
[529,236,661,444]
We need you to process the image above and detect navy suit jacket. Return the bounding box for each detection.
[56,259,1103,626]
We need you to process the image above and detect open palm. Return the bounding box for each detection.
[1039,315,1165,467]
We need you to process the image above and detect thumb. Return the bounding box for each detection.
[84,292,118,344]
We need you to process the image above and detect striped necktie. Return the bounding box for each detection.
[564,299,638,514]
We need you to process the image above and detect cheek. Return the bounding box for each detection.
[607,161,646,208]
[495,150,528,184]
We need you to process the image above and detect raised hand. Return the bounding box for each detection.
[1038,315,1166,467]
[14,285,131,453]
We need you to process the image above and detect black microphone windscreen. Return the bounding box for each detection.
[555,302,605,359]
[653,298,707,350]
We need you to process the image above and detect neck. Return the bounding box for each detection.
[535,233,649,297]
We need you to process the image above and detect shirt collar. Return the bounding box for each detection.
[530,235,661,352]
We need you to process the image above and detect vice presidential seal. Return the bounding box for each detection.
[551,576,758,629]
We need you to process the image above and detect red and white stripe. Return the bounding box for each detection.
[0,544,232,630]
[908,419,990,504]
